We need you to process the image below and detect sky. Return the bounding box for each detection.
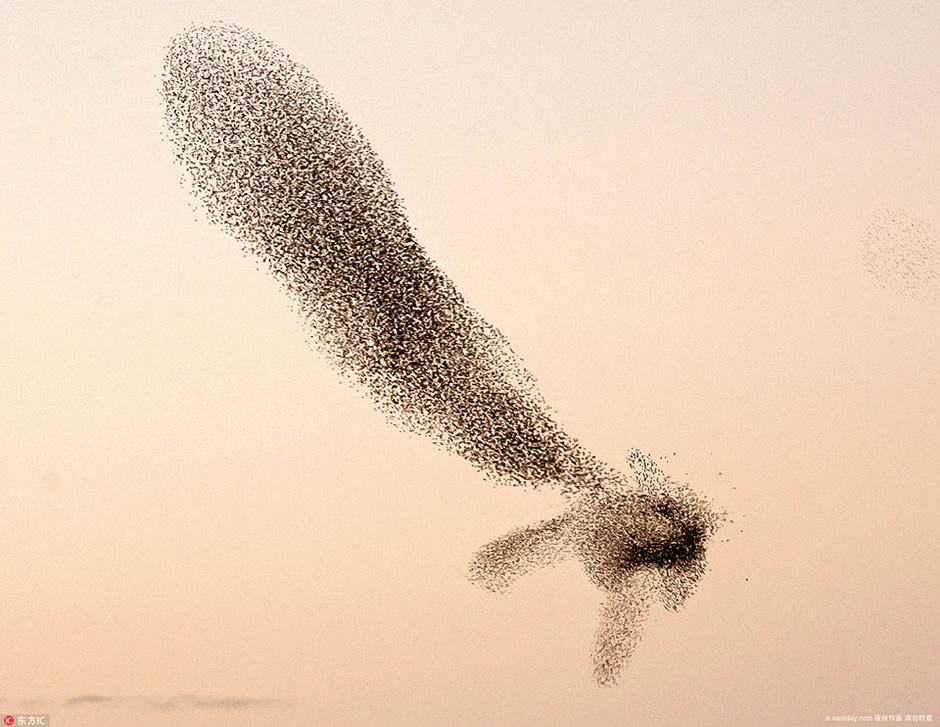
[1,2,938,725]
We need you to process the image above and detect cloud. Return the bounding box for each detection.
[65,695,113,705]
[56,693,287,711]
[0,699,51,708]
[148,695,288,710]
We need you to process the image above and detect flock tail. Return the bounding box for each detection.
[161,22,724,686]
[468,449,722,685]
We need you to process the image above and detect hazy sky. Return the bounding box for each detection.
[1,2,938,725]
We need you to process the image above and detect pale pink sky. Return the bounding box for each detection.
[1,2,938,725]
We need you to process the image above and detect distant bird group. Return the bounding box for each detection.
[862,210,940,299]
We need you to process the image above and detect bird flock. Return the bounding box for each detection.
[862,210,940,299]
[161,23,722,686]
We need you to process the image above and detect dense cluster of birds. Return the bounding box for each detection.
[161,23,722,686]
[862,210,939,299]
